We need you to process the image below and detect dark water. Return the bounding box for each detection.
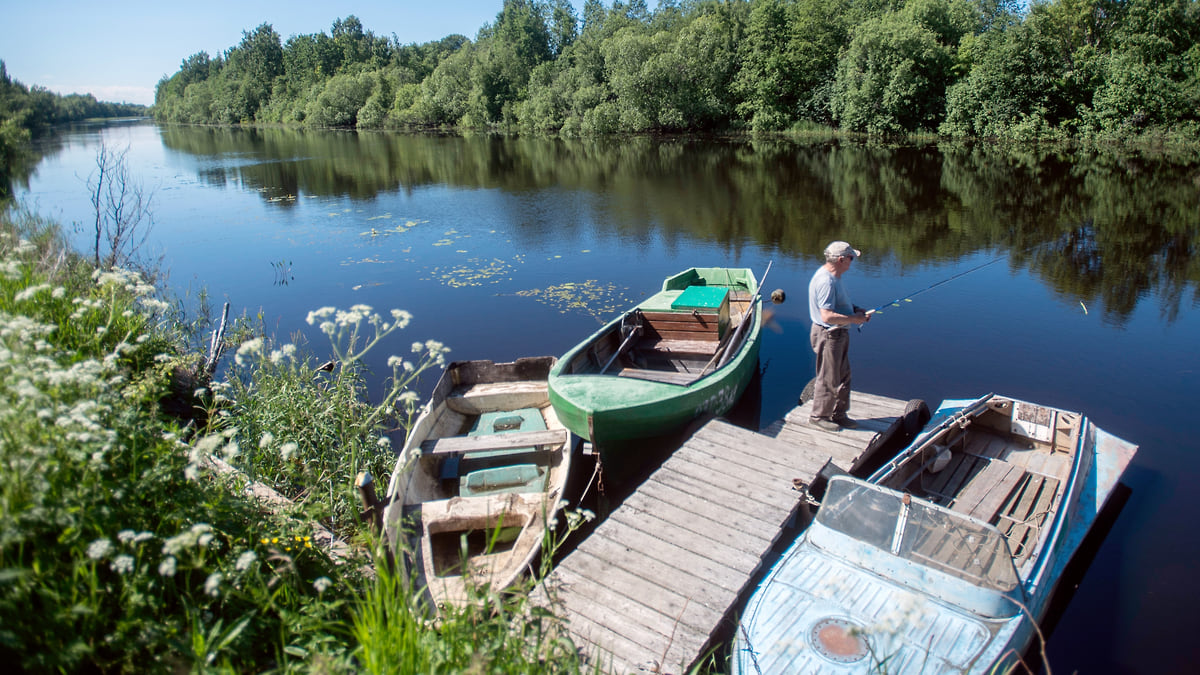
[17,121,1200,673]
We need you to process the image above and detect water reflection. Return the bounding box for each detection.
[157,126,1200,326]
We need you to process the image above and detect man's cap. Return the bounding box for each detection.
[824,241,861,258]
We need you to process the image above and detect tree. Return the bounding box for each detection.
[87,144,154,269]
[831,0,976,134]
[832,15,953,134]
[1087,0,1200,133]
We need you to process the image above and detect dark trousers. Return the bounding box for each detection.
[810,324,851,419]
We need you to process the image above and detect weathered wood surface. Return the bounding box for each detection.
[419,428,567,455]
[537,390,910,674]
[765,390,910,472]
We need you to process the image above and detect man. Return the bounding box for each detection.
[807,241,870,432]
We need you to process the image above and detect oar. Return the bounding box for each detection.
[599,312,642,374]
[706,261,772,372]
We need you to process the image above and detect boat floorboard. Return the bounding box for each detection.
[535,390,910,674]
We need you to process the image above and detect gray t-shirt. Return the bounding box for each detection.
[809,266,854,328]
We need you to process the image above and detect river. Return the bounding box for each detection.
[16,119,1200,673]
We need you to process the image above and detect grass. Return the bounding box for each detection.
[0,205,590,673]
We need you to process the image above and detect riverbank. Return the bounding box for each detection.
[0,206,588,673]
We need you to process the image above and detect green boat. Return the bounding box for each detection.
[548,267,761,473]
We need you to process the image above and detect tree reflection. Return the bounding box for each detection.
[158,128,1200,325]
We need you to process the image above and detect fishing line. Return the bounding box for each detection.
[865,255,1005,317]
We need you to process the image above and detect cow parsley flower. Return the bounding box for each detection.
[87,538,113,560]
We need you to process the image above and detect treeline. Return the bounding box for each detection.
[152,0,1200,141]
[1,60,147,197]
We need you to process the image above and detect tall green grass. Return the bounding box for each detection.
[0,206,588,673]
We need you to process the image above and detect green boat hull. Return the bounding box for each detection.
[548,268,762,473]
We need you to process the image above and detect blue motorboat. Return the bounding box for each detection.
[732,394,1137,674]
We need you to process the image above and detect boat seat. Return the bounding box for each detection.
[459,463,546,497]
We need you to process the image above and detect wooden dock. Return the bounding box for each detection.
[536,391,914,674]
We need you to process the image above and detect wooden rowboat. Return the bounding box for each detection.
[547,267,761,477]
[732,394,1137,674]
[381,357,574,610]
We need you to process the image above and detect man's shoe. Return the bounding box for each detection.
[832,414,858,429]
[809,416,841,432]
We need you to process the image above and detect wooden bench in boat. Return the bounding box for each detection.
[637,337,719,356]
[420,429,568,456]
[615,367,698,385]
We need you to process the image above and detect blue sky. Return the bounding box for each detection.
[1,1,586,106]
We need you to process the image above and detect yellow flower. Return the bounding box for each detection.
[260,538,269,545]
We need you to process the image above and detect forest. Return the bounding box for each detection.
[151,0,1200,142]
[0,61,147,197]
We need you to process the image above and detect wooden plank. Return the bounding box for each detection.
[639,338,719,354]
[680,430,831,490]
[419,428,566,454]
[637,443,797,519]
[606,504,762,573]
[659,458,799,516]
[559,552,722,635]
[674,434,808,498]
[922,453,967,497]
[1001,475,1046,561]
[582,526,746,596]
[452,380,546,399]
[572,547,732,628]
[950,460,1024,522]
[618,487,776,555]
[629,481,794,560]
[614,367,696,385]
[769,423,865,457]
[778,411,888,450]
[685,422,818,478]
[586,523,744,594]
[939,454,984,499]
[551,566,684,647]
[648,467,793,527]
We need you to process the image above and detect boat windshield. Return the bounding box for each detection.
[817,477,1020,593]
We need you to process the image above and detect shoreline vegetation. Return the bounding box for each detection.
[149,0,1200,147]
[0,208,593,672]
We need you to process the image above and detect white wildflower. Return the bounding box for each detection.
[235,338,263,365]
[390,309,412,329]
[280,442,298,461]
[205,572,223,597]
[268,343,296,364]
[376,436,391,448]
[306,307,336,325]
[158,556,177,577]
[111,555,135,575]
[313,577,332,594]
[259,432,275,449]
[138,297,170,313]
[236,550,258,572]
[87,538,113,560]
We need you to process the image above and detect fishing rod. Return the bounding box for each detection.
[865,255,1005,317]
